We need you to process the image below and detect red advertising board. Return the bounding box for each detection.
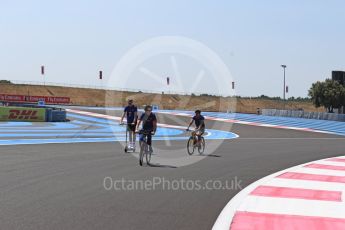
[0,94,70,104]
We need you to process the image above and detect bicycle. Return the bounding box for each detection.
[186,129,205,155]
[138,130,154,166]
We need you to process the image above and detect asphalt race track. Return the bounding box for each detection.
[0,108,344,230]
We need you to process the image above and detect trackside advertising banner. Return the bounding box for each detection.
[0,94,70,104]
[0,107,46,122]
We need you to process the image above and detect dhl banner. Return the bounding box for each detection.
[0,107,46,122]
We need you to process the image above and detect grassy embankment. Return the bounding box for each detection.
[0,84,324,113]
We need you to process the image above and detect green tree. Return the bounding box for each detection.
[308,79,345,113]
[0,80,12,84]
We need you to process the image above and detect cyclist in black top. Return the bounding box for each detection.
[136,105,157,152]
[186,110,205,145]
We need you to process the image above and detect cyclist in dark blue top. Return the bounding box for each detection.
[120,99,138,149]
[136,105,157,152]
[186,110,205,145]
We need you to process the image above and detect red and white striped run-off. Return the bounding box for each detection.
[213,156,345,230]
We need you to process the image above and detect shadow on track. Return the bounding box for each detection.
[147,163,178,169]
[189,154,221,158]
[205,154,221,158]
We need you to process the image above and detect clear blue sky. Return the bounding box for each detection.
[1,0,345,97]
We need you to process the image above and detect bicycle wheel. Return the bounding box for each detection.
[146,145,152,165]
[139,142,145,166]
[198,137,205,154]
[187,137,195,155]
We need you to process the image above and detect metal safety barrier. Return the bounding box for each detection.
[262,109,345,122]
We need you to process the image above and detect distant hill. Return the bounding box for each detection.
[0,83,324,113]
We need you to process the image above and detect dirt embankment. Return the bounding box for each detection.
[0,84,324,113]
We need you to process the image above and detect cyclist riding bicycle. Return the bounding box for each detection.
[186,110,205,146]
[120,99,138,149]
[135,105,157,153]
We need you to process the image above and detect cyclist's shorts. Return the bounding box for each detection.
[196,128,205,136]
[139,131,152,145]
[139,129,152,138]
[126,123,136,132]
[139,134,145,142]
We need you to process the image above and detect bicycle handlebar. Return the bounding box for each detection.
[120,122,135,125]
[137,130,155,135]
